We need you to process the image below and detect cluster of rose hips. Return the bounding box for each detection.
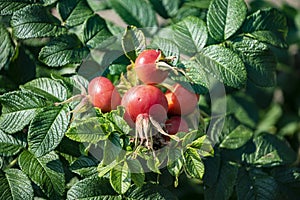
[88,49,199,143]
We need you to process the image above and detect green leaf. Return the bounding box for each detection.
[0,130,26,156]
[110,162,131,194]
[0,91,46,134]
[39,34,90,67]
[220,125,253,149]
[83,14,113,49]
[0,24,14,70]
[172,16,208,55]
[256,104,282,134]
[184,147,205,179]
[204,162,238,200]
[195,45,247,89]
[230,37,277,87]
[0,75,16,94]
[174,60,209,94]
[57,0,93,27]
[242,133,296,167]
[226,93,259,129]
[126,183,178,200]
[21,77,68,101]
[102,133,123,165]
[149,0,180,18]
[98,160,119,178]
[190,135,214,157]
[41,0,57,6]
[207,0,247,41]
[109,108,132,135]
[272,167,300,187]
[18,150,65,199]
[70,156,98,177]
[149,37,180,64]
[66,117,108,143]
[122,25,146,61]
[11,5,67,39]
[67,176,121,200]
[0,169,33,200]
[126,158,145,187]
[146,156,161,174]
[0,0,33,15]
[28,105,70,157]
[111,0,157,31]
[237,167,278,200]
[242,8,288,48]
[167,147,183,186]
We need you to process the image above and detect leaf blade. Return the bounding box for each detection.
[220,125,253,149]
[0,24,14,70]
[207,0,247,41]
[195,45,247,89]
[39,34,90,67]
[28,105,70,157]
[18,150,65,199]
[0,91,47,134]
[11,4,67,39]
[21,77,68,101]
[173,16,208,54]
[0,169,33,200]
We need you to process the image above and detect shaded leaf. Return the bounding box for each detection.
[0,130,26,156]
[207,0,247,41]
[256,103,282,134]
[220,125,253,149]
[70,156,98,177]
[39,34,90,67]
[126,158,145,187]
[11,5,67,39]
[230,37,277,87]
[204,162,238,200]
[237,167,278,200]
[242,133,296,167]
[0,24,14,70]
[0,91,46,134]
[0,169,33,200]
[28,105,70,157]
[126,183,178,200]
[242,8,288,48]
[18,150,65,199]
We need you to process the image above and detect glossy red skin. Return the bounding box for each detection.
[88,77,121,112]
[165,83,198,115]
[121,85,168,124]
[165,116,189,135]
[134,49,169,84]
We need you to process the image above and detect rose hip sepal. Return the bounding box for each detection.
[121,85,180,144]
